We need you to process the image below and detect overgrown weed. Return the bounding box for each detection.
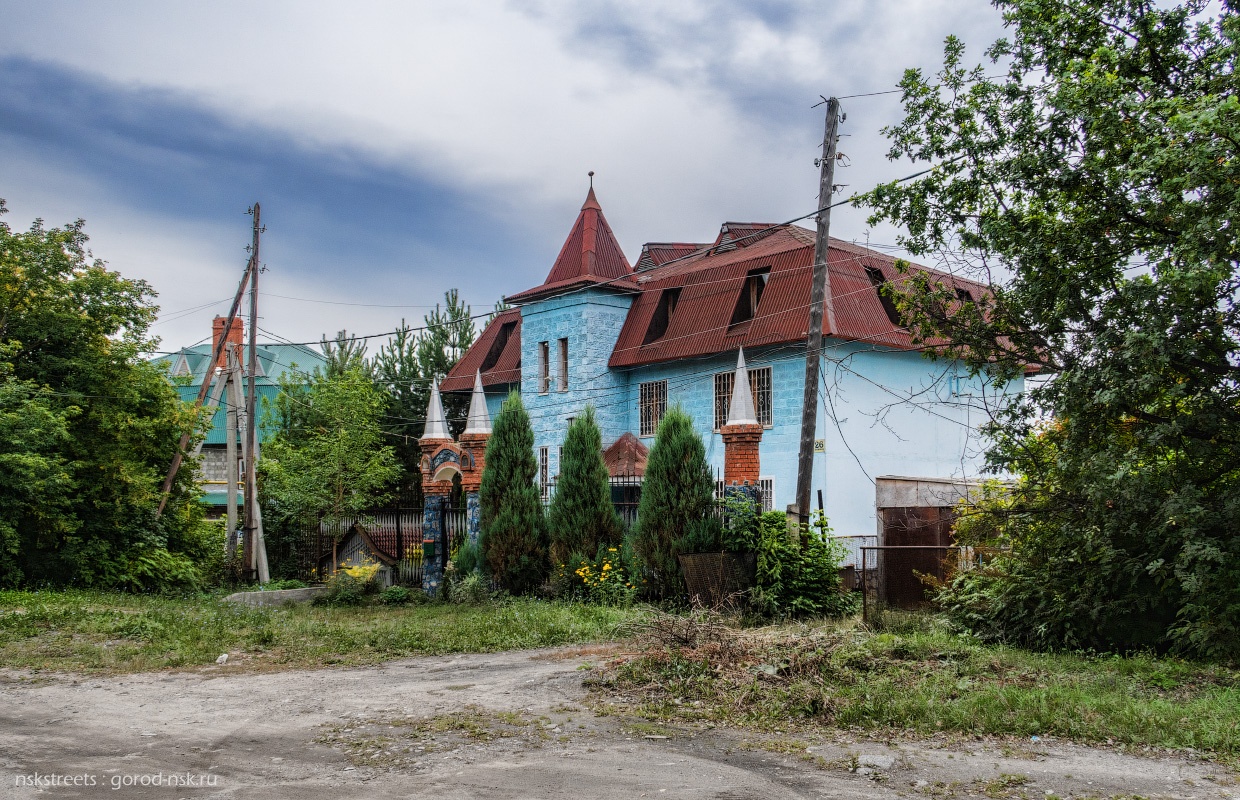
[588,608,1240,761]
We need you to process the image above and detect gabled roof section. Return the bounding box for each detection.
[150,342,326,387]
[505,186,635,304]
[609,224,990,368]
[635,242,709,272]
[441,308,522,392]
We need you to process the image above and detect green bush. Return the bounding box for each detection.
[314,563,381,607]
[751,511,856,618]
[116,547,203,594]
[450,572,489,606]
[452,539,483,575]
[378,585,412,605]
[547,407,622,565]
[627,407,713,599]
[552,546,637,607]
[479,392,548,594]
[263,578,308,590]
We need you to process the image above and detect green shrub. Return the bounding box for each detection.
[553,546,636,607]
[627,407,713,599]
[263,579,308,590]
[378,585,413,605]
[479,392,548,594]
[452,539,483,575]
[116,547,203,594]
[751,511,856,618]
[450,572,489,606]
[547,407,622,565]
[314,562,381,607]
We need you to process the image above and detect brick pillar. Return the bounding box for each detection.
[211,315,244,370]
[720,423,763,486]
[458,432,489,550]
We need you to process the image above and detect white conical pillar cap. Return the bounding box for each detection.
[421,380,451,440]
[726,348,759,426]
[463,370,492,435]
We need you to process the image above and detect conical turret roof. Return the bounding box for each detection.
[725,348,759,426]
[421,381,451,441]
[505,182,635,304]
[463,370,492,435]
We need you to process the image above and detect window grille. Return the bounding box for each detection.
[713,366,773,430]
[539,446,550,503]
[538,341,550,393]
[639,380,667,437]
[557,338,568,391]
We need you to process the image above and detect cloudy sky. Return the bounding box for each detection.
[0,1,1008,353]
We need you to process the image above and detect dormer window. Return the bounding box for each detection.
[865,266,903,327]
[955,287,974,304]
[480,320,516,372]
[728,267,770,328]
[171,354,191,377]
[643,287,681,345]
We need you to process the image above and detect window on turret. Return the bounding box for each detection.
[538,341,550,393]
[642,287,681,345]
[728,267,771,328]
[866,266,904,327]
[557,338,568,391]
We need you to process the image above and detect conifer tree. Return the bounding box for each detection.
[627,406,713,599]
[547,406,621,566]
[478,391,547,594]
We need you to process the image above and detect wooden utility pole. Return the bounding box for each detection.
[155,260,255,517]
[224,343,242,560]
[242,203,268,581]
[794,97,841,524]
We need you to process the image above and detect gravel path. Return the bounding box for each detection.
[2,646,1235,799]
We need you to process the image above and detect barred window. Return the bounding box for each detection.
[538,342,550,393]
[539,446,550,503]
[713,366,773,430]
[557,338,569,392]
[715,477,774,512]
[639,380,667,437]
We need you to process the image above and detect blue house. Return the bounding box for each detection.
[441,186,1020,550]
[151,316,327,516]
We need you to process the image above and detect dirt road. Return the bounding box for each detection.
[2,646,1234,799]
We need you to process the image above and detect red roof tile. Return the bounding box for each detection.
[603,432,648,477]
[441,308,522,392]
[608,224,988,368]
[506,187,633,304]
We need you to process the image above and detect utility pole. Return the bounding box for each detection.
[794,97,841,525]
[242,203,268,581]
[224,343,242,560]
[155,257,255,517]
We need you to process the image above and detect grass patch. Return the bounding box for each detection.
[588,610,1240,760]
[0,589,643,674]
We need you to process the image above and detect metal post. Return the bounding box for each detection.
[795,97,841,524]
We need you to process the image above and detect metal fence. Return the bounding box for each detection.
[860,545,986,622]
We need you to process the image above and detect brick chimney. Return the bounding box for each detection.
[211,316,245,371]
[721,349,762,486]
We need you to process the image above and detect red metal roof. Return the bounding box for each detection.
[635,242,709,271]
[608,224,989,368]
[441,308,522,392]
[603,432,648,477]
[506,187,634,304]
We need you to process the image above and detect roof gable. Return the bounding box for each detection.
[441,308,522,391]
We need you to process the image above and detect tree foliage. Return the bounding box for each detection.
[371,291,476,500]
[627,406,713,599]
[547,406,621,566]
[261,366,401,548]
[0,202,205,590]
[478,391,547,594]
[862,0,1240,655]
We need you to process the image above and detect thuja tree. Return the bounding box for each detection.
[479,391,547,594]
[862,0,1240,656]
[628,406,713,599]
[547,406,621,566]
